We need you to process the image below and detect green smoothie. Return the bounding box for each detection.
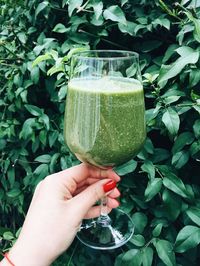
[64,77,146,167]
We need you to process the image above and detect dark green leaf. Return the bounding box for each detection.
[144,178,162,202]
[189,68,200,87]
[103,5,126,25]
[115,249,142,266]
[186,207,200,226]
[162,189,182,221]
[151,148,170,163]
[129,234,145,247]
[141,160,155,180]
[153,239,176,266]
[25,105,43,116]
[131,212,148,234]
[152,223,163,237]
[162,107,180,137]
[175,225,200,253]
[68,0,83,16]
[115,160,137,176]
[35,154,51,163]
[6,188,21,198]
[159,49,199,83]
[172,132,195,154]
[162,171,189,198]
[171,150,190,169]
[35,1,49,18]
[53,23,69,33]
[141,247,153,266]
[193,120,200,138]
[3,231,14,240]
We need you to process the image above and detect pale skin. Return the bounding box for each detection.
[0,163,120,266]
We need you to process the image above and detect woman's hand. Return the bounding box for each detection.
[1,163,120,266]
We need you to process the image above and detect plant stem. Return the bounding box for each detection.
[0,43,19,58]
[78,29,129,50]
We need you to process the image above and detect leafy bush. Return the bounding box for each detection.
[1,0,200,265]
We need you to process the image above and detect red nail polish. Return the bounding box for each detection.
[103,180,116,193]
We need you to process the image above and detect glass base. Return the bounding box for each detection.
[77,209,134,250]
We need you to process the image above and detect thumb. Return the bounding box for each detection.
[70,179,116,219]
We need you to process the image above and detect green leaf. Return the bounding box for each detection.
[162,171,189,198]
[152,18,170,30]
[115,159,137,176]
[152,223,163,237]
[35,154,51,163]
[162,107,180,137]
[19,118,36,139]
[25,104,43,116]
[163,95,181,105]
[186,207,200,226]
[115,249,142,266]
[6,188,21,198]
[176,46,196,57]
[159,49,199,83]
[103,5,126,25]
[162,44,179,63]
[172,132,195,154]
[30,66,40,84]
[190,141,200,159]
[35,1,49,18]
[141,160,155,180]
[17,32,27,44]
[144,178,162,202]
[91,0,103,20]
[121,0,128,6]
[68,0,83,16]
[189,68,200,87]
[3,231,15,240]
[153,239,176,266]
[175,225,200,253]
[53,23,69,33]
[141,247,153,266]
[34,163,49,178]
[185,12,200,42]
[130,234,145,247]
[39,130,47,145]
[193,18,200,42]
[193,119,200,138]
[171,150,190,169]
[32,53,51,67]
[49,131,59,147]
[131,212,148,234]
[118,21,137,36]
[151,148,170,163]
[162,189,182,221]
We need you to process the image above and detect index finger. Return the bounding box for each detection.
[55,163,120,185]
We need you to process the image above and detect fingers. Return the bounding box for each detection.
[69,178,118,220]
[50,163,120,195]
[83,198,120,219]
[108,187,120,198]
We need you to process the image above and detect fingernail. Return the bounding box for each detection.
[103,180,116,193]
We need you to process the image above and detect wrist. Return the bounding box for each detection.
[4,239,53,266]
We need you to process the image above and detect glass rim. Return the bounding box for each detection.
[71,50,139,60]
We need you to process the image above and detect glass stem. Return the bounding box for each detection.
[97,196,111,226]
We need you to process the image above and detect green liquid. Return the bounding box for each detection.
[64,77,146,167]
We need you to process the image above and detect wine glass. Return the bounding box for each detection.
[64,50,146,249]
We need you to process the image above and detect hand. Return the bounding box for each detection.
[1,163,120,266]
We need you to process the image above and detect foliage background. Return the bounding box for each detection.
[1,0,200,265]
